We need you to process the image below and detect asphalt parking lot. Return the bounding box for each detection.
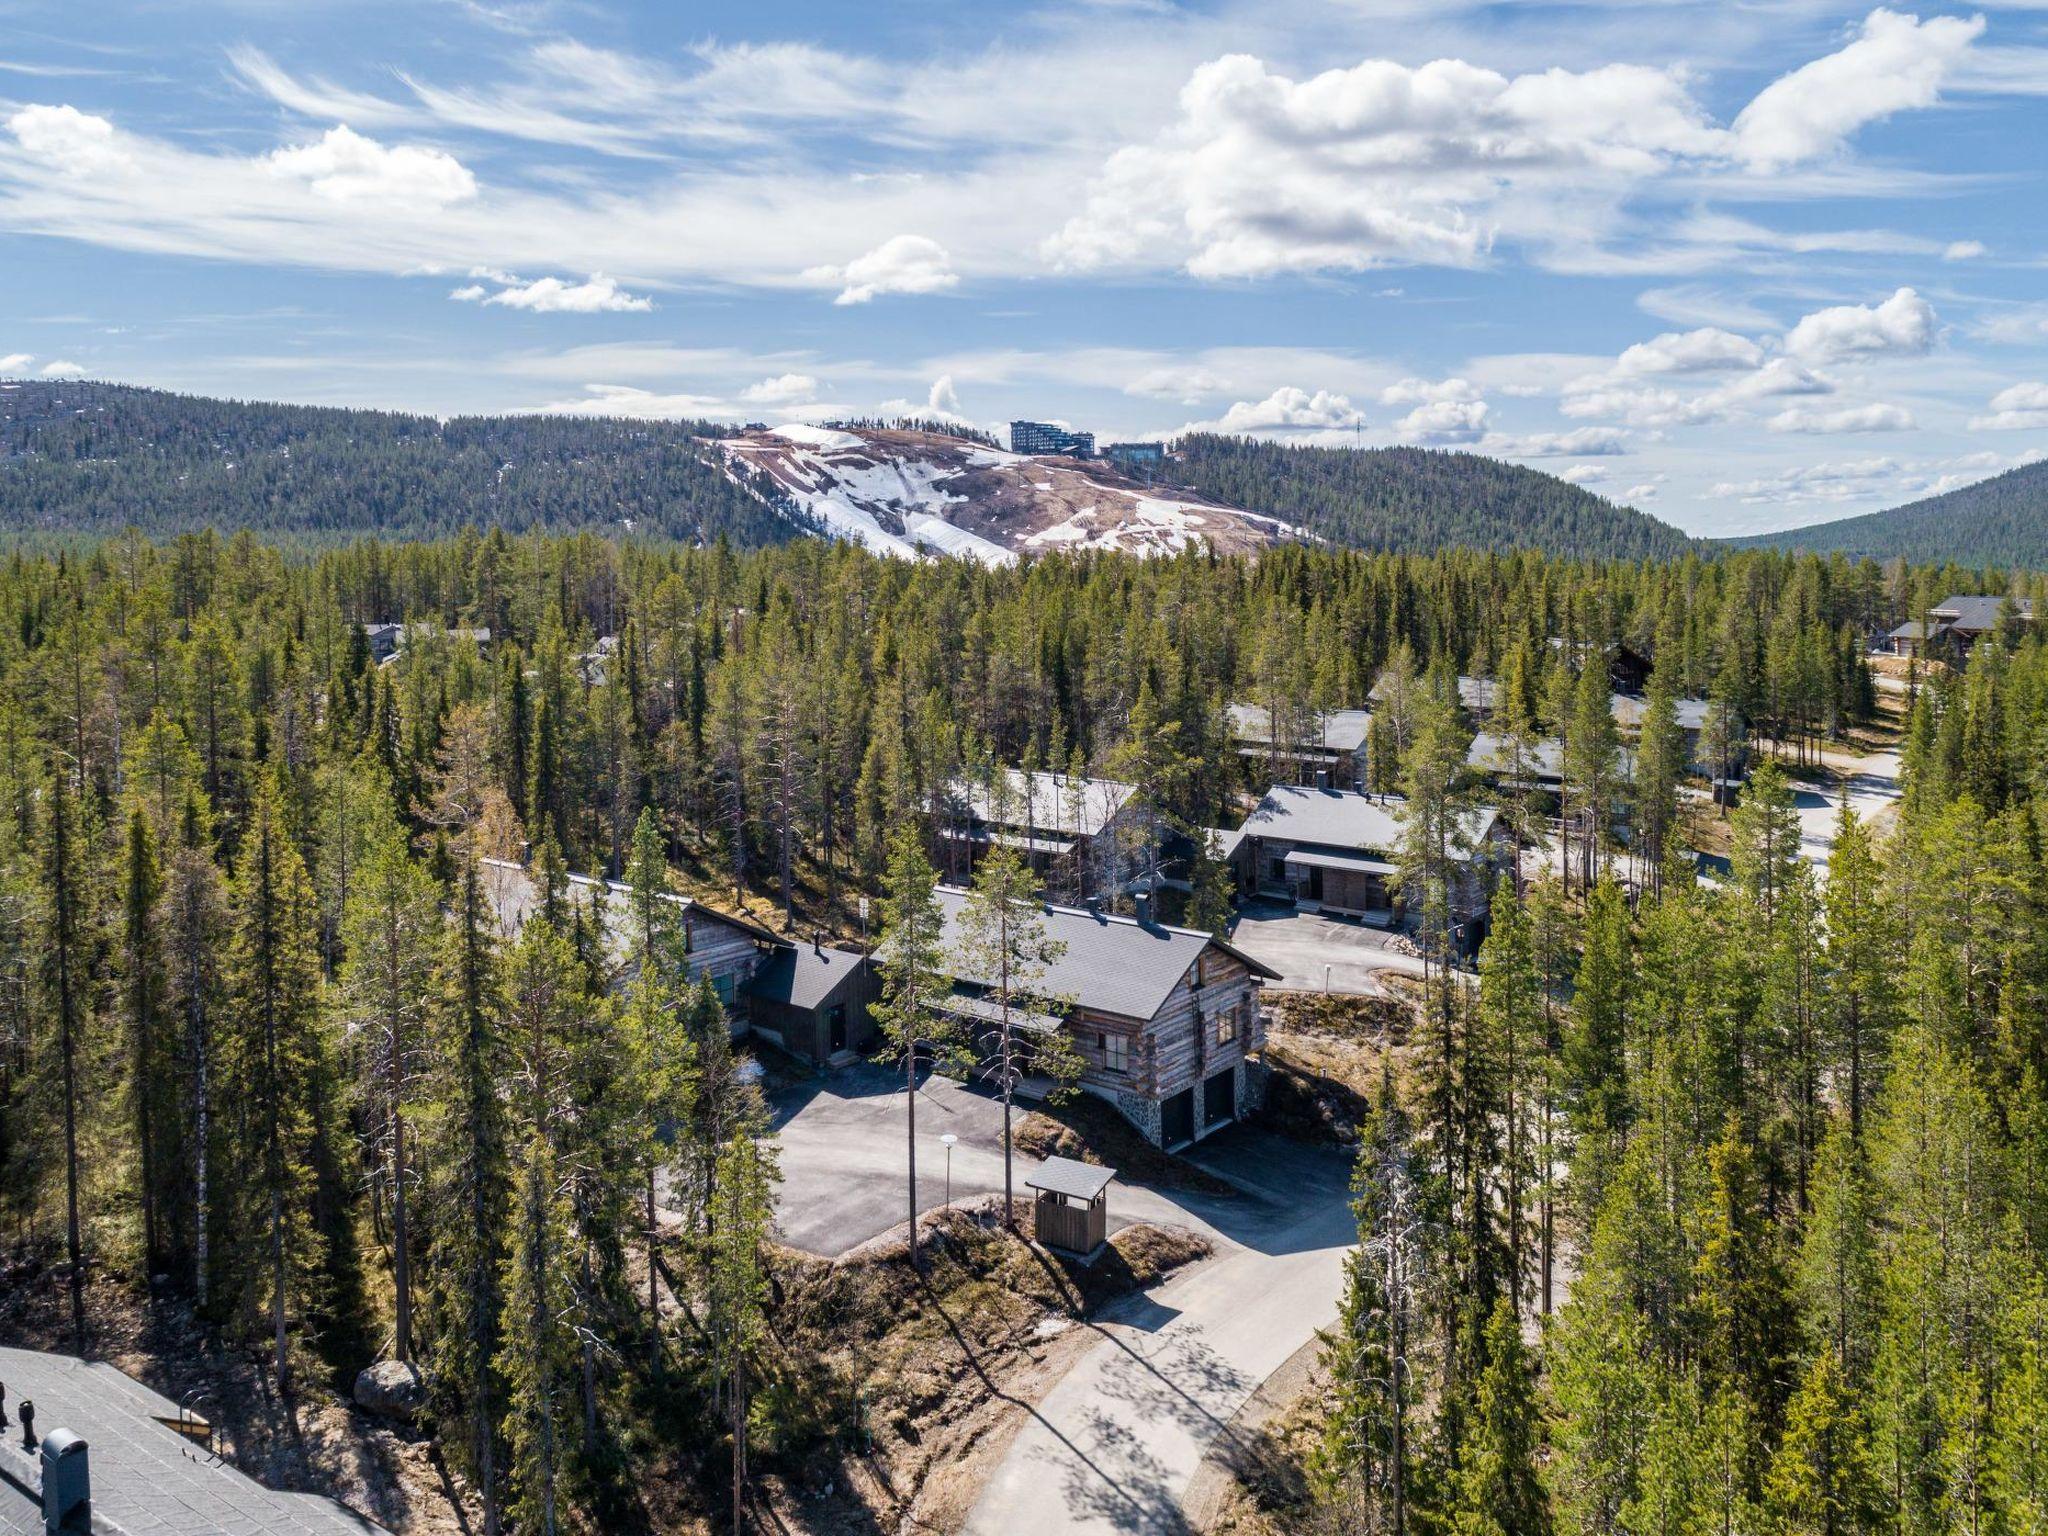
[1227,900,1421,993]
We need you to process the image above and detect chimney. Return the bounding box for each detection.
[517,839,533,869]
[41,1429,90,1534]
[1315,768,1330,791]
[18,1399,33,1450]
[1134,891,1152,926]
[1084,895,1102,918]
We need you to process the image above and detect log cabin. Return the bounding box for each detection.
[928,886,1281,1150]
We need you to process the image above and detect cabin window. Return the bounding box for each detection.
[713,973,735,1007]
[1216,1008,1238,1046]
[1099,1031,1128,1073]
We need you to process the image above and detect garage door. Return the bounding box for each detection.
[1161,1087,1195,1149]
[1203,1069,1235,1131]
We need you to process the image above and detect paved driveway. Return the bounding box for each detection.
[769,1063,1240,1257]
[966,1128,1357,1535]
[1227,901,1422,992]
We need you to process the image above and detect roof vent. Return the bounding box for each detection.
[41,1428,90,1534]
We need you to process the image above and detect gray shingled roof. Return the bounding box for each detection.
[929,887,1277,1022]
[1228,703,1372,753]
[0,1347,386,1534]
[1027,1155,1116,1202]
[1241,785,1498,856]
[479,858,784,952]
[744,944,870,1011]
[1931,594,2035,632]
[935,769,1134,839]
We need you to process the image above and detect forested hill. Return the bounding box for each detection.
[1165,433,1694,560]
[0,380,795,545]
[1724,457,2048,567]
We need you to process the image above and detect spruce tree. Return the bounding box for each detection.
[1450,1297,1549,1536]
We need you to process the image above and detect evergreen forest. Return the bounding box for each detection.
[0,524,2044,1534]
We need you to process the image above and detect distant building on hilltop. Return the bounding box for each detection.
[1104,440,1166,467]
[1010,420,1095,457]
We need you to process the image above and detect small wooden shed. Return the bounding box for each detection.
[1027,1156,1115,1261]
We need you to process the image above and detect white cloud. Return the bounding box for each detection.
[0,352,31,373]
[1944,239,1987,261]
[927,374,964,416]
[6,104,132,175]
[1046,51,1727,279]
[1784,287,1937,362]
[1968,380,2048,430]
[1611,327,1762,376]
[265,125,477,208]
[1558,463,1608,484]
[1379,376,1482,406]
[38,359,86,378]
[739,372,820,406]
[1482,426,1629,457]
[1560,355,1833,430]
[1622,475,1666,502]
[454,272,653,313]
[1125,364,1228,403]
[1731,9,1985,171]
[812,234,958,305]
[1636,286,1777,332]
[1395,397,1489,443]
[1187,386,1365,436]
[1767,402,1915,434]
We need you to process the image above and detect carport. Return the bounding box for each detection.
[1281,847,1398,920]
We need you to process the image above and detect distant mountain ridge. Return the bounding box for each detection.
[1164,434,1695,561]
[0,379,1691,562]
[1724,458,2048,567]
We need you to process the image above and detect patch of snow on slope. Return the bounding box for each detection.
[769,423,863,450]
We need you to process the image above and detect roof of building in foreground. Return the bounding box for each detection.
[0,1346,386,1535]
[927,886,1279,1022]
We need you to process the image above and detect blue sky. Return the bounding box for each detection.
[2,0,2046,537]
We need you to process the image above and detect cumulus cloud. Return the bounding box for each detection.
[1482,426,1629,457]
[1046,51,1727,278]
[927,374,964,416]
[1944,239,1986,261]
[453,272,653,312]
[1396,397,1489,443]
[1731,9,1984,171]
[1968,381,2048,431]
[1558,463,1609,484]
[1785,286,1937,362]
[738,372,820,406]
[1380,376,1482,406]
[1767,402,1915,433]
[1561,355,1833,430]
[1125,364,1228,403]
[38,360,86,378]
[1611,327,1762,376]
[0,352,31,373]
[1210,387,1365,434]
[811,234,957,305]
[265,124,477,207]
[6,104,132,175]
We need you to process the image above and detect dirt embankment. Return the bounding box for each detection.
[1258,992,1411,1146]
[740,1200,1210,1533]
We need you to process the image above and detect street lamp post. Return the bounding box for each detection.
[940,1133,958,1209]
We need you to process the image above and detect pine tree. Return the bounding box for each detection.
[427,857,510,1535]
[871,827,962,1270]
[1767,1351,1882,1535]
[221,772,327,1387]
[956,849,1077,1228]
[1450,1297,1549,1536]
[43,766,92,1356]
[706,1132,778,1536]
[339,821,443,1363]
[123,808,169,1275]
